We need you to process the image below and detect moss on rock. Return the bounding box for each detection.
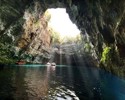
[101,46,111,64]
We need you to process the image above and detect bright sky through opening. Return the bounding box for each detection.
[47,8,80,39]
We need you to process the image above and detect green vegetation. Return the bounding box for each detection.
[49,28,61,44]
[99,45,125,77]
[50,28,82,44]
[84,42,91,53]
[0,57,16,64]
[44,10,51,22]
[0,43,17,64]
[100,46,111,64]
[61,34,81,44]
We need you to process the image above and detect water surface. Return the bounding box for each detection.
[0,64,125,100]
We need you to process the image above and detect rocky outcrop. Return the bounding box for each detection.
[1,0,125,76]
[70,0,125,77]
[0,1,52,63]
[17,5,51,63]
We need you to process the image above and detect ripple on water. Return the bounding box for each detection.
[46,85,80,100]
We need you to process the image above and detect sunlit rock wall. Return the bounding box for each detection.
[17,2,51,63]
[0,1,53,63]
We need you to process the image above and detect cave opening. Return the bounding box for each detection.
[44,8,82,64]
[45,8,81,44]
[2,1,125,100]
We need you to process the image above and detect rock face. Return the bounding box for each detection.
[17,5,51,63]
[1,0,125,76]
[70,0,125,77]
[0,1,52,63]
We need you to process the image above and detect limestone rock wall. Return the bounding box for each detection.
[17,2,52,63]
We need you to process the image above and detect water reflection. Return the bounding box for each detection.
[13,66,28,100]
[1,63,125,100]
[0,66,15,100]
[24,66,53,99]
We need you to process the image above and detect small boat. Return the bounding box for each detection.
[16,60,26,65]
[46,62,51,66]
[46,62,56,66]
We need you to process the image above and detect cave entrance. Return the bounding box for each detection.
[44,8,82,64]
[44,8,81,45]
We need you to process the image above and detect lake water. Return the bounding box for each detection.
[0,64,125,100]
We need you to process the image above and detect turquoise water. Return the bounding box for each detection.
[14,64,67,67]
[0,64,125,100]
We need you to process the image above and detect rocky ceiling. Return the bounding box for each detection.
[1,0,125,48]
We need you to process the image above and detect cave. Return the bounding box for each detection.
[44,8,83,65]
[1,0,125,99]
